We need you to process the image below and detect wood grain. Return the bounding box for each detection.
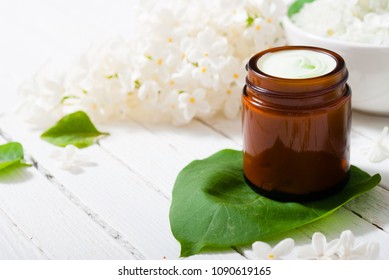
[0,0,388,260]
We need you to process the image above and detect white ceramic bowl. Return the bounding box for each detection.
[283,16,389,116]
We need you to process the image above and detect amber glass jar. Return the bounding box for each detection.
[242,46,351,202]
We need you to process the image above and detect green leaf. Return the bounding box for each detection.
[288,0,316,18]
[0,142,31,171]
[40,111,109,148]
[246,15,255,27]
[169,149,381,257]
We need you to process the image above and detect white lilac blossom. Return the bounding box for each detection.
[366,126,389,163]
[360,126,389,163]
[16,70,65,129]
[178,89,212,124]
[17,0,286,126]
[297,232,341,260]
[338,230,379,260]
[253,230,380,260]
[252,238,295,260]
[50,145,91,171]
[298,230,380,260]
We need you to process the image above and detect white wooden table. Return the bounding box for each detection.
[0,0,388,260]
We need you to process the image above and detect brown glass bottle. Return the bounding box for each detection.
[242,46,351,202]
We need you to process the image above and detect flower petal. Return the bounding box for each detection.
[350,242,368,259]
[312,232,326,255]
[297,246,316,260]
[272,238,294,257]
[65,145,78,158]
[324,238,341,257]
[340,230,355,252]
[252,241,272,259]
[367,242,380,259]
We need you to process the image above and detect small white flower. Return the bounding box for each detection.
[159,90,184,125]
[16,71,64,129]
[139,45,179,83]
[364,126,389,163]
[186,27,229,63]
[242,0,286,50]
[366,242,380,259]
[178,88,211,123]
[338,230,379,260]
[221,83,242,119]
[252,238,294,260]
[298,232,341,260]
[50,145,93,172]
[171,63,197,88]
[220,56,246,85]
[17,97,62,130]
[138,80,161,104]
[298,230,380,260]
[192,58,219,88]
[144,7,185,46]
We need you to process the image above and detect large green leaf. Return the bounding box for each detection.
[169,149,381,257]
[288,0,316,17]
[0,142,30,171]
[41,111,109,148]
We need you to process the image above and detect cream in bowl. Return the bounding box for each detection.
[283,0,389,115]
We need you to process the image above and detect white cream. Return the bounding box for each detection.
[257,49,337,79]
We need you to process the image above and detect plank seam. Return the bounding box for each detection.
[0,127,146,259]
[0,206,50,259]
[97,141,172,201]
[196,118,241,146]
[29,157,146,259]
[347,209,389,234]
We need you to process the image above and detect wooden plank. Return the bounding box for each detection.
[0,208,47,260]
[0,115,245,260]
[135,120,240,159]
[198,116,243,146]
[96,120,241,197]
[0,137,46,259]
[345,187,389,233]
[99,121,190,199]
[0,132,135,259]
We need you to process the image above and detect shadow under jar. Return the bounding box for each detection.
[242,46,351,202]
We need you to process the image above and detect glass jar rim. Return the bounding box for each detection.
[244,46,350,110]
[247,45,345,82]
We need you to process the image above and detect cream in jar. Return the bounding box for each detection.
[257,49,337,79]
